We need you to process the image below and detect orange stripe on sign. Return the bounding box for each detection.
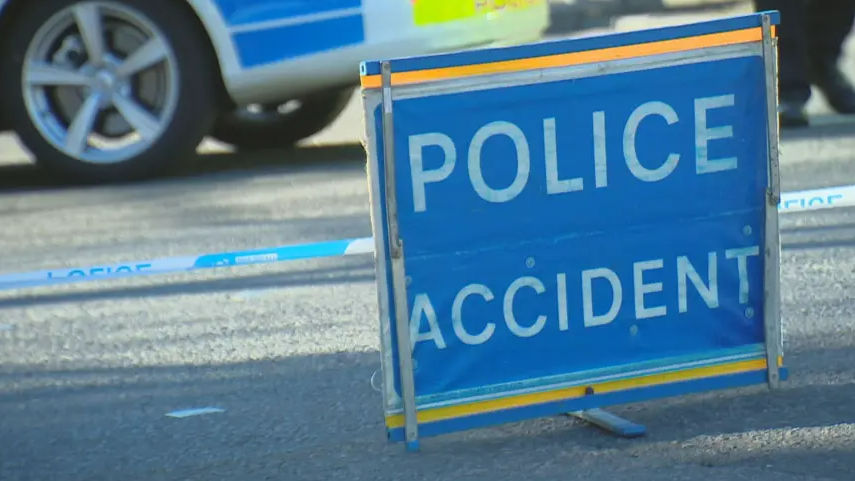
[360,26,775,89]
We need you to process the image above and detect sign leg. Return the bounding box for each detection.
[380,60,421,452]
[566,409,647,439]
[760,12,784,390]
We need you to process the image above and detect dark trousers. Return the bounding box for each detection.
[755,0,855,103]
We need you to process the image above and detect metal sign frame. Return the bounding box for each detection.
[360,11,785,452]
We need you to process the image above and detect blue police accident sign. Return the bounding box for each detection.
[360,12,786,447]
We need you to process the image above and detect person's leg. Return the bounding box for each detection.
[806,0,855,113]
[755,0,811,126]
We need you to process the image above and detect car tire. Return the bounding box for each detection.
[209,88,354,150]
[0,0,219,184]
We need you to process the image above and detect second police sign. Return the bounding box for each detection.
[360,11,786,450]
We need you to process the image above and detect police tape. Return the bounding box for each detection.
[0,183,851,292]
[778,184,855,213]
[0,237,374,292]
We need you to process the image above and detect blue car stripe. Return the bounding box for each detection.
[232,12,365,67]
[214,0,362,27]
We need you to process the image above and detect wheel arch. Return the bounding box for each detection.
[183,0,242,109]
[0,0,17,130]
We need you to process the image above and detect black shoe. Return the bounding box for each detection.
[779,101,809,128]
[811,60,855,114]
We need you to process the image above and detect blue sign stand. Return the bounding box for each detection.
[359,11,786,452]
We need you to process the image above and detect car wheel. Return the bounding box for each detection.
[0,0,219,184]
[209,88,354,150]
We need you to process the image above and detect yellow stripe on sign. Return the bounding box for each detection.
[412,0,544,26]
[360,26,776,89]
[385,357,782,429]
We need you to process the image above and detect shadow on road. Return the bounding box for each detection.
[780,114,855,141]
[784,238,855,251]
[1,343,852,481]
[0,141,367,194]
[781,212,855,251]
[0,228,851,479]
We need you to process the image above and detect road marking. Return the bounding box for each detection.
[229,289,275,302]
[165,407,225,419]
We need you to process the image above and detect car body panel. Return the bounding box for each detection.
[190,0,550,105]
[213,0,366,68]
[0,0,550,110]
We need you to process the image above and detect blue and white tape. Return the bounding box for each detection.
[0,237,374,292]
[778,184,855,213]
[0,184,852,293]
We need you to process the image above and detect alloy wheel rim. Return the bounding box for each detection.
[21,1,179,164]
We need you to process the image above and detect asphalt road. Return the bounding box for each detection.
[1,6,854,481]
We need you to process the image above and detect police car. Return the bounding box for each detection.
[0,0,550,184]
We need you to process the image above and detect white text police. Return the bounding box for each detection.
[408,94,739,213]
